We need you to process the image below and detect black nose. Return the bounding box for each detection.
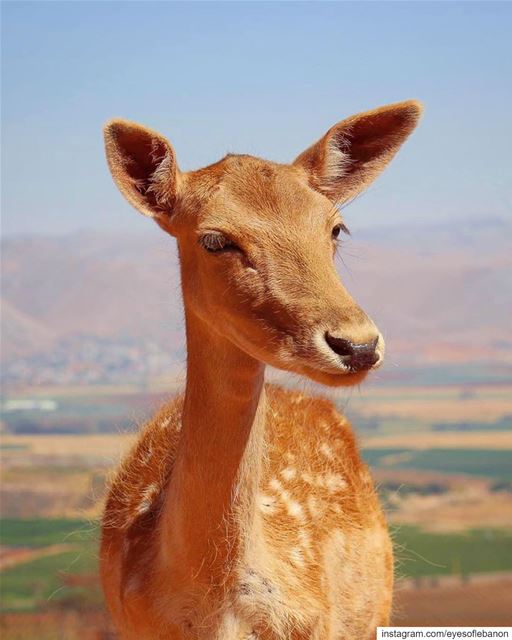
[325,334,379,371]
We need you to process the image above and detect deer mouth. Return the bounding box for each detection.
[300,362,373,387]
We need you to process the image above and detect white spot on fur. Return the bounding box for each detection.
[325,473,347,492]
[286,499,305,520]
[301,472,314,485]
[280,467,297,481]
[269,478,284,493]
[319,442,335,460]
[301,472,346,493]
[269,478,305,520]
[257,493,278,515]
[307,495,320,517]
[289,546,306,567]
[159,416,172,430]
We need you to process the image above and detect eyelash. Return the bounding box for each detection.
[200,223,349,254]
[200,232,237,253]
[332,223,350,240]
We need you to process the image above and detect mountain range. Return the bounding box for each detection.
[1,216,511,386]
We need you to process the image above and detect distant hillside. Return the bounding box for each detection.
[346,217,512,365]
[1,218,511,385]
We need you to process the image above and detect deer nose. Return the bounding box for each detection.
[325,333,380,371]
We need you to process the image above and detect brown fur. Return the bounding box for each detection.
[101,101,422,639]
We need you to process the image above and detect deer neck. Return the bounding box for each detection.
[161,303,266,583]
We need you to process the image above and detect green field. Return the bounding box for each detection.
[1,518,512,612]
[1,519,100,612]
[1,549,100,611]
[0,519,97,548]
[362,448,512,480]
[393,526,512,578]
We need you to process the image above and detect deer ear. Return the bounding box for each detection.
[104,119,181,220]
[294,100,423,204]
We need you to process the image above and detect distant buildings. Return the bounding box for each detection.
[2,399,58,412]
[1,336,180,387]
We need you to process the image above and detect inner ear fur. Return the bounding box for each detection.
[104,119,180,219]
[294,100,423,204]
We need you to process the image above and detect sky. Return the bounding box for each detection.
[2,1,511,236]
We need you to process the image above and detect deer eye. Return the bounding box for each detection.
[332,223,350,240]
[200,232,236,253]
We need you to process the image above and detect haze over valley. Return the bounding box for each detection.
[2,216,511,387]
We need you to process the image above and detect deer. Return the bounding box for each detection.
[100,100,422,639]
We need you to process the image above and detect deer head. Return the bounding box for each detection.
[104,101,422,387]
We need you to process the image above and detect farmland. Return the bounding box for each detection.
[2,518,512,614]
[1,380,512,633]
[395,573,512,626]
[363,448,512,480]
[393,526,512,577]
[3,379,512,435]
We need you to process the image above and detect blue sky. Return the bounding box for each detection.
[2,1,511,235]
